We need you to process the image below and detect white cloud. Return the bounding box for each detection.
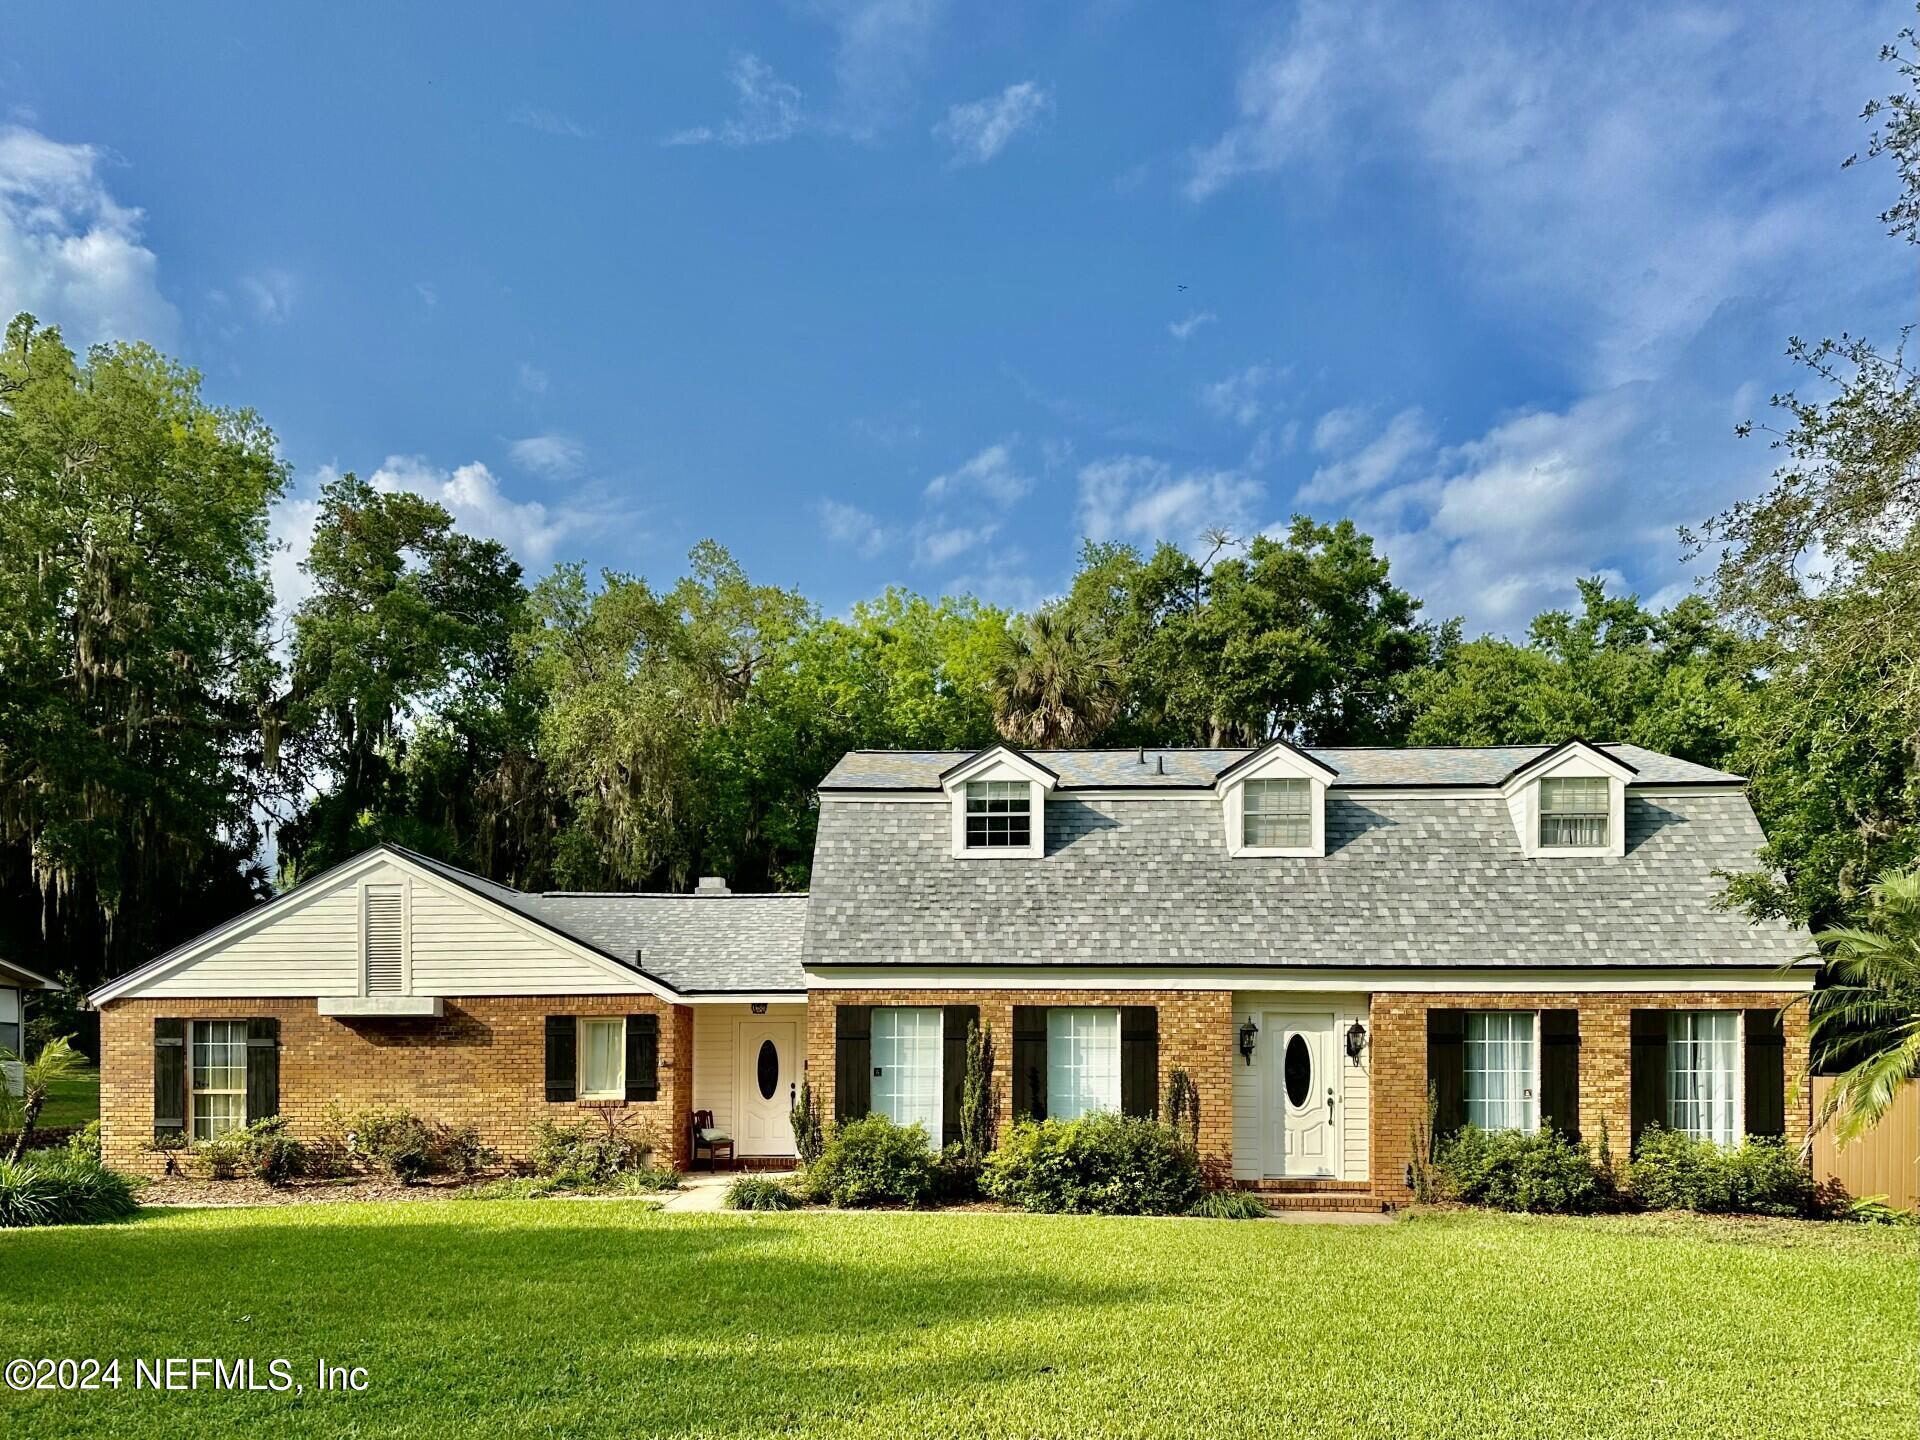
[1198,363,1283,426]
[1168,310,1216,342]
[266,489,322,636]
[664,54,806,147]
[0,124,176,346]
[414,281,437,308]
[509,105,595,140]
[509,433,586,478]
[1311,404,1369,454]
[240,269,296,324]
[914,519,997,566]
[923,442,1031,507]
[1298,406,1434,505]
[1077,455,1263,551]
[368,454,608,566]
[516,361,549,396]
[934,81,1051,165]
[821,0,945,136]
[817,498,893,557]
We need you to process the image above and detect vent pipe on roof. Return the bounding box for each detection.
[695,876,730,896]
[1156,754,1165,775]
[1137,746,1145,765]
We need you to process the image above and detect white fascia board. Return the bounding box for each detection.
[802,965,1815,994]
[939,745,1060,791]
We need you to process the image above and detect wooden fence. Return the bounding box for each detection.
[1811,1077,1920,1210]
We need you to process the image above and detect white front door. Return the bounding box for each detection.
[1266,1011,1338,1178]
[735,1020,798,1156]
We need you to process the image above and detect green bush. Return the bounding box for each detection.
[0,1151,141,1227]
[982,1114,1202,1216]
[1433,1126,1614,1214]
[790,1080,825,1166]
[1188,1188,1270,1220]
[67,1120,101,1163]
[1627,1128,1817,1217]
[934,1141,983,1202]
[192,1117,309,1186]
[725,1175,802,1211]
[528,1118,656,1184]
[338,1107,496,1184]
[803,1114,939,1208]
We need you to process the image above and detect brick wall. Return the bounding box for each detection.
[99,995,696,1174]
[1369,990,1811,1203]
[805,988,1235,1162]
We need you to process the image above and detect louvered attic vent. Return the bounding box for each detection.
[318,881,441,1017]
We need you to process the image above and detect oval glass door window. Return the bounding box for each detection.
[756,1039,780,1101]
[1283,1034,1311,1108]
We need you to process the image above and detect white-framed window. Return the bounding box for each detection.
[191,1019,248,1141]
[1046,1007,1121,1121]
[1668,1010,1740,1146]
[871,1007,942,1135]
[1539,776,1609,848]
[1464,1011,1537,1132]
[579,1017,626,1100]
[1243,778,1312,849]
[964,781,1032,850]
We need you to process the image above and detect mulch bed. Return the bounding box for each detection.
[138,1173,499,1207]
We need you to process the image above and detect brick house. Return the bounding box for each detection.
[93,739,1814,1205]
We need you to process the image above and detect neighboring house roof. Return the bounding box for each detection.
[818,743,1739,791]
[0,958,58,991]
[800,789,1807,970]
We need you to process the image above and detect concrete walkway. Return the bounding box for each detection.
[657,1171,797,1213]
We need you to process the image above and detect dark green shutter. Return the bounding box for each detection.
[1539,1010,1579,1139]
[626,1014,660,1102]
[1011,1006,1048,1121]
[941,1005,978,1148]
[1426,1009,1465,1137]
[245,1018,280,1123]
[1743,1009,1786,1140]
[1120,1006,1159,1119]
[834,1005,872,1123]
[153,1018,186,1140]
[545,1015,576,1102]
[1629,1010,1668,1145]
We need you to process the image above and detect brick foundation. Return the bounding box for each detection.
[805,988,1235,1162]
[98,995,697,1174]
[1368,990,1810,1204]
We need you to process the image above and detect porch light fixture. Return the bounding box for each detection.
[1238,1018,1259,1066]
[1345,1020,1367,1062]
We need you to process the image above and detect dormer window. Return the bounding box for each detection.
[1243,779,1311,849]
[965,781,1032,849]
[1539,776,1608,848]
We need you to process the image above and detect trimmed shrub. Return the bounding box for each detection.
[529,1118,656,1184]
[1433,1125,1614,1214]
[338,1107,497,1184]
[982,1113,1203,1216]
[803,1114,938,1208]
[725,1175,802,1211]
[1627,1128,1817,1217]
[1188,1187,1270,1220]
[0,1152,141,1227]
[192,1117,309,1186]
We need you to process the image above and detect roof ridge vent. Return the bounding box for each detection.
[695,876,730,896]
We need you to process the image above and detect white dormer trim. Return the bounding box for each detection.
[1500,740,1633,859]
[1215,741,1334,858]
[942,745,1056,859]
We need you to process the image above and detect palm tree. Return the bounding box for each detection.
[989,609,1121,748]
[1806,864,1920,1144]
[3,1035,88,1161]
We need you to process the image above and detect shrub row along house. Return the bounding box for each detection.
[91,739,1813,1206]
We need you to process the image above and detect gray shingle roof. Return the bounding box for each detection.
[799,791,1806,970]
[819,743,1741,790]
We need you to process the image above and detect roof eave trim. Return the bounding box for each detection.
[1500,737,1639,786]
[937,743,1061,788]
[1212,737,1340,786]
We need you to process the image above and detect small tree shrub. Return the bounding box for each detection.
[0,1151,141,1227]
[725,1175,802,1211]
[958,1019,998,1159]
[983,1114,1202,1216]
[1162,1069,1200,1147]
[934,1141,983,1202]
[1627,1128,1817,1217]
[67,1120,101,1163]
[529,1116,656,1185]
[803,1115,938,1208]
[191,1117,309,1186]
[790,1079,825,1166]
[336,1107,498,1184]
[1432,1126,1614,1214]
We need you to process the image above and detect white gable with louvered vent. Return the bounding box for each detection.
[93,850,667,1004]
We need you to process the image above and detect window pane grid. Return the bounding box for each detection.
[872,1007,942,1135]
[1540,777,1608,848]
[1244,778,1311,848]
[965,780,1032,849]
[1667,1010,1739,1146]
[191,1020,247,1141]
[1046,1007,1120,1121]
[1464,1011,1536,1132]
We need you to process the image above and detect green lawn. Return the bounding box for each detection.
[0,1204,1912,1439]
[35,1067,98,1130]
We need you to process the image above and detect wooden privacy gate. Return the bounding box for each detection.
[1811,1077,1920,1210]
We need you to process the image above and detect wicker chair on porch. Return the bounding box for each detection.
[690,1110,735,1172]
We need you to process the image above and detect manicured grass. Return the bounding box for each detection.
[0,1204,1912,1438]
[35,1067,99,1130]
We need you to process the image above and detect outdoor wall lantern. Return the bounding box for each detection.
[1238,1018,1259,1066]
[1345,1020,1367,1062]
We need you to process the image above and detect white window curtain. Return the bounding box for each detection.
[580,1018,625,1098]
[191,1019,248,1141]
[1046,1008,1121,1121]
[872,1007,943,1136]
[1464,1011,1537,1132]
[1667,1011,1739,1146]
[1539,776,1608,847]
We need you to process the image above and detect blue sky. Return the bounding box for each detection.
[2,2,1908,634]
